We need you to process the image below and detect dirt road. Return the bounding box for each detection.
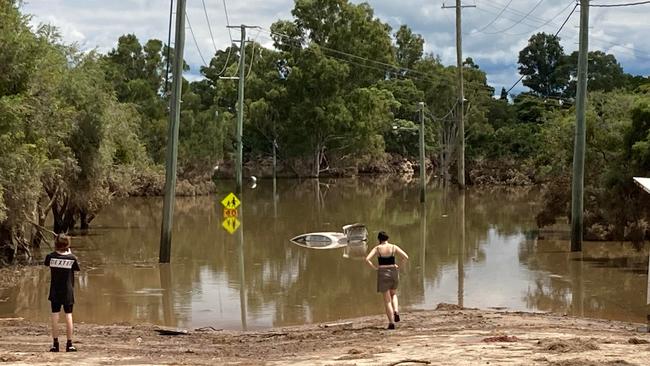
[1,305,649,365]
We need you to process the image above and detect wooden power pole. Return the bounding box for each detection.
[159,0,186,263]
[570,0,590,252]
[443,1,474,189]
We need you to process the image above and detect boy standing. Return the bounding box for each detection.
[44,234,80,352]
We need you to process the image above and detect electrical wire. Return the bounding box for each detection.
[503,1,577,37]
[164,0,174,93]
[479,0,650,59]
[185,13,208,66]
[213,0,235,76]
[472,0,576,37]
[245,28,262,79]
[478,0,552,26]
[258,28,439,81]
[256,32,496,95]
[200,0,218,53]
[505,2,578,94]
[480,0,546,35]
[472,0,514,33]
[591,1,650,7]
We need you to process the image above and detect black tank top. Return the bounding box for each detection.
[377,245,396,265]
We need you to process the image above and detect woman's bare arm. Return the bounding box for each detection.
[365,247,378,270]
[394,245,409,261]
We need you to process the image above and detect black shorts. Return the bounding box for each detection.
[50,302,73,314]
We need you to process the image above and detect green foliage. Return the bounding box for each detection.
[0,2,152,261]
[518,33,569,97]
[562,51,627,97]
[394,25,424,70]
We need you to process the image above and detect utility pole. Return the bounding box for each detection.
[159,0,186,263]
[419,102,426,203]
[443,1,474,189]
[570,0,590,252]
[235,25,246,195]
[222,25,259,195]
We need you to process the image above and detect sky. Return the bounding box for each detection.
[20,0,650,95]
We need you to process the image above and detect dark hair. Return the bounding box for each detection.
[377,231,389,242]
[54,234,70,251]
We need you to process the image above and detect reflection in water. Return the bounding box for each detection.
[0,179,648,329]
[238,211,247,330]
[458,190,465,308]
[342,241,368,260]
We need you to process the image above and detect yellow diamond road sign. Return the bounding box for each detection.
[222,217,240,234]
[221,192,240,210]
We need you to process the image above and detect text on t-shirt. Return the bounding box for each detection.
[49,258,75,269]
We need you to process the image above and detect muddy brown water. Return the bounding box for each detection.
[0,178,648,330]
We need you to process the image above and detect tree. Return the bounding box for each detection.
[102,34,169,163]
[562,50,626,98]
[500,87,508,101]
[394,25,424,70]
[518,33,569,97]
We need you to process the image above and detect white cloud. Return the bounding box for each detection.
[21,0,650,94]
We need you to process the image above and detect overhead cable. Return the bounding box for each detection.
[200,0,218,53]
[506,2,578,94]
[480,0,547,35]
[245,29,263,79]
[210,0,235,77]
[591,1,650,7]
[164,0,174,93]
[472,0,515,33]
[185,13,208,66]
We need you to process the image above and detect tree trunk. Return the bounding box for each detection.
[79,210,89,232]
[62,207,77,233]
[52,203,65,234]
[313,144,321,178]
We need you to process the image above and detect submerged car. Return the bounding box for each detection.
[290,223,367,250]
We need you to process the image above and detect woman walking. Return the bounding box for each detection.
[365,231,409,329]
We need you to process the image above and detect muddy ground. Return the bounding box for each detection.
[1,304,649,365]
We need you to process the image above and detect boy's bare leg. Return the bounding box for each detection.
[64,313,73,340]
[51,313,60,339]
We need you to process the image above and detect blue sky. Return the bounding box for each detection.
[21,0,650,95]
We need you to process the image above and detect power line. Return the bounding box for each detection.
[257,32,496,94]
[210,0,235,77]
[480,0,650,58]
[481,0,547,35]
[478,0,554,27]
[200,0,218,53]
[164,0,174,93]
[245,29,262,79]
[475,0,576,37]
[506,2,578,94]
[591,1,650,7]
[503,1,577,37]
[218,0,239,77]
[472,0,514,33]
[185,13,208,66]
[259,28,439,81]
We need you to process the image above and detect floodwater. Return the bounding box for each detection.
[1,178,648,330]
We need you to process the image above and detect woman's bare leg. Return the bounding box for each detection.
[390,289,399,314]
[383,291,395,324]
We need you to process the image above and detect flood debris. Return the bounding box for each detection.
[482,335,519,342]
[154,327,189,336]
[435,303,464,311]
[537,338,600,353]
[627,337,649,344]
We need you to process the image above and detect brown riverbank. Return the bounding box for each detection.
[1,306,648,365]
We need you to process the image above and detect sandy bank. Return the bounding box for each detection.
[1,306,649,365]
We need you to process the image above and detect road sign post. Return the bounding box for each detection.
[221,192,241,234]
